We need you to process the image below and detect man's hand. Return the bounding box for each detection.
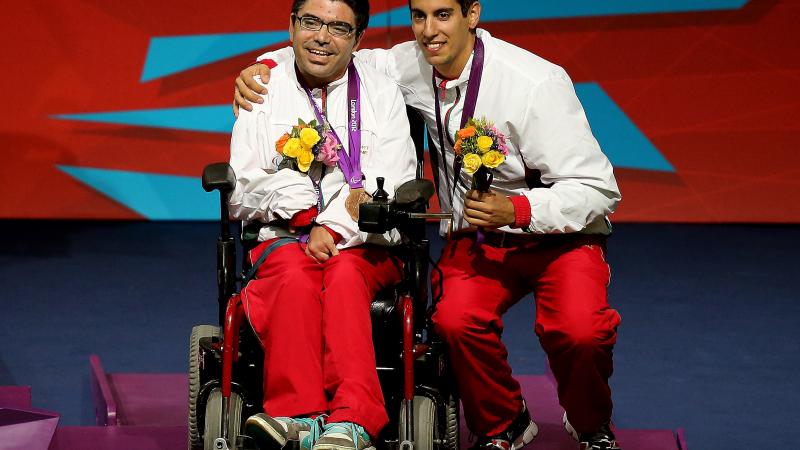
[233,63,272,117]
[463,190,516,229]
[304,225,340,263]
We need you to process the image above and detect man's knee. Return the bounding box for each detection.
[432,300,490,340]
[538,311,620,354]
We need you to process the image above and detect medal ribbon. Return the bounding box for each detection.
[297,61,363,189]
[431,36,485,203]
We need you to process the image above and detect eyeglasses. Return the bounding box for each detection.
[293,14,356,38]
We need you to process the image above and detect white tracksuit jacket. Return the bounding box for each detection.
[260,29,620,236]
[229,55,417,248]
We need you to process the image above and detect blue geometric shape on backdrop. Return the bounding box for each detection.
[371,0,749,28]
[58,166,217,220]
[141,30,290,82]
[576,83,673,172]
[142,0,748,80]
[53,105,234,134]
[54,83,673,171]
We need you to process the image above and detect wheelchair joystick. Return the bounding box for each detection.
[358,177,451,235]
[373,177,390,203]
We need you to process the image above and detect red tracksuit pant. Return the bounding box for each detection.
[431,233,621,436]
[241,240,403,438]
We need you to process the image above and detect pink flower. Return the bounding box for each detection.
[316,133,340,166]
[493,128,509,155]
[498,139,509,155]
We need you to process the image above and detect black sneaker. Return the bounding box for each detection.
[470,401,538,450]
[563,414,620,450]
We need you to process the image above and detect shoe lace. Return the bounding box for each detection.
[297,415,327,447]
[323,422,367,448]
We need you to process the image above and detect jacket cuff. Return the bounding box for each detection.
[288,206,318,228]
[509,195,532,229]
[319,224,343,244]
[256,58,278,69]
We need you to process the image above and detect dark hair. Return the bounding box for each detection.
[291,0,370,37]
[407,0,477,17]
[455,0,478,16]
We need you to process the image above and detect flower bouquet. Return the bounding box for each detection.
[454,118,508,190]
[276,119,340,173]
[454,118,509,248]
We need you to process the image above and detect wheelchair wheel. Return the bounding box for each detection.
[399,393,459,450]
[441,392,459,450]
[189,324,220,450]
[204,387,244,450]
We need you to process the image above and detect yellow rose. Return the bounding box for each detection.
[462,153,482,174]
[300,127,321,149]
[297,149,315,173]
[476,135,493,153]
[283,138,302,158]
[481,150,505,169]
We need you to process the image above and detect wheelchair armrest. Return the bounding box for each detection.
[393,179,435,207]
[202,162,236,193]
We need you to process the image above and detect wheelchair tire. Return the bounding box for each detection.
[442,392,459,450]
[188,324,220,450]
[399,393,459,450]
[399,396,435,450]
[204,387,244,450]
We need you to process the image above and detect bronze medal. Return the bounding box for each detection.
[345,188,371,221]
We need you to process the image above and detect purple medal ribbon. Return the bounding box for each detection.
[297,61,363,189]
[431,37,486,246]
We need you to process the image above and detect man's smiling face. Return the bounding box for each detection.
[290,0,362,88]
[409,0,480,79]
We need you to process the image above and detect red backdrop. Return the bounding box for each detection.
[2,0,798,222]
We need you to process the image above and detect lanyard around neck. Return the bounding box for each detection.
[432,36,485,202]
[297,61,364,189]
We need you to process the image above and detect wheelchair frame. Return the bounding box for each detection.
[189,107,459,450]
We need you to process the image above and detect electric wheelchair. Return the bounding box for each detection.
[188,108,460,450]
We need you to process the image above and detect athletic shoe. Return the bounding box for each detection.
[245,413,325,450]
[563,413,621,450]
[470,401,539,450]
[312,421,374,450]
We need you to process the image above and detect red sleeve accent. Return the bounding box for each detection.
[288,206,318,228]
[257,59,278,69]
[320,225,343,244]
[509,195,532,229]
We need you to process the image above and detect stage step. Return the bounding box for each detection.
[456,374,684,450]
[87,356,684,449]
[0,406,59,450]
[0,386,32,410]
[49,426,185,450]
[90,355,186,427]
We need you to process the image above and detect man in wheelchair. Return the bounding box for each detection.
[224,0,417,449]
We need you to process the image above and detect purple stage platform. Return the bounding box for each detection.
[490,375,685,450]
[1,386,60,450]
[0,386,32,410]
[90,355,187,427]
[1,355,686,449]
[49,426,187,450]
